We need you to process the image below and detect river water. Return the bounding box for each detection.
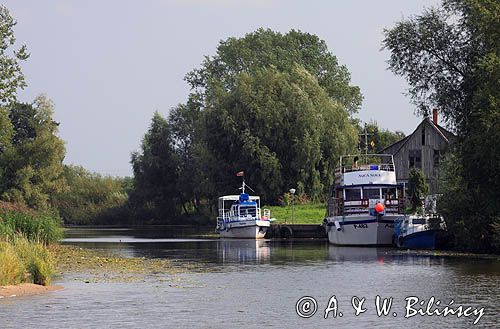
[1,227,499,328]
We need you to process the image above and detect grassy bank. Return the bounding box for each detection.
[264,203,326,224]
[0,203,62,286]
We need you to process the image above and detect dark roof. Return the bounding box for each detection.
[379,117,454,155]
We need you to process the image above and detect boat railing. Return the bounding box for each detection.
[335,154,395,177]
[218,208,260,222]
[328,197,405,216]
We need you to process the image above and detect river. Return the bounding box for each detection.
[1,227,499,328]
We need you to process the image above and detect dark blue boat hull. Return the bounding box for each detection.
[402,230,437,249]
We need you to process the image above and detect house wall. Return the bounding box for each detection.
[392,119,449,193]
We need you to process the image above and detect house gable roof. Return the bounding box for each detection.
[379,117,453,155]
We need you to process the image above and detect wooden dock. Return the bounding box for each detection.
[266,223,327,239]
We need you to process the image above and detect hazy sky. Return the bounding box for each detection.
[6,0,440,176]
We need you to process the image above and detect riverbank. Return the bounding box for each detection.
[264,203,325,224]
[0,283,62,298]
[50,244,202,283]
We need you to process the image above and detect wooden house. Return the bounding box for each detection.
[379,110,454,194]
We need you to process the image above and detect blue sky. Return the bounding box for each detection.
[6,0,440,176]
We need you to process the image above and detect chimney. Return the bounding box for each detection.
[432,108,438,125]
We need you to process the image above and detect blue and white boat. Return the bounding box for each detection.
[325,154,405,246]
[394,215,446,249]
[215,179,272,239]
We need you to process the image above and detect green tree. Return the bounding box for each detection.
[169,98,214,215]
[201,66,357,202]
[383,0,499,252]
[51,165,129,224]
[0,95,66,209]
[173,29,360,205]
[407,168,429,212]
[0,5,29,106]
[0,5,27,158]
[130,112,180,222]
[186,28,362,115]
[358,121,405,152]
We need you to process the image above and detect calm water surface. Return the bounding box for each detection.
[1,227,499,328]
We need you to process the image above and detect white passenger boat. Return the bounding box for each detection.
[215,178,272,239]
[325,154,405,246]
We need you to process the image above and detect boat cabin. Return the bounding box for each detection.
[218,194,262,222]
[327,154,405,217]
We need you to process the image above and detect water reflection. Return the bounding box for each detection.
[217,239,271,264]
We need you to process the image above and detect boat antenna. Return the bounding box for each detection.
[236,171,246,193]
[236,171,255,194]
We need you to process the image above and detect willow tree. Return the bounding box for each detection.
[173,29,360,204]
[130,112,180,222]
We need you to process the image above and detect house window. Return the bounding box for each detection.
[421,127,426,145]
[409,150,422,168]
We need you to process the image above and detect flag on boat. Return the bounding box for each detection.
[236,171,244,177]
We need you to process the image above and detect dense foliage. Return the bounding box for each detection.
[407,169,429,212]
[0,202,59,285]
[130,112,180,222]
[52,165,131,225]
[0,96,67,209]
[383,0,500,253]
[0,5,29,106]
[129,29,362,222]
[357,121,405,153]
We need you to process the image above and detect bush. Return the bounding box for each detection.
[0,208,63,244]
[51,165,130,225]
[12,237,54,285]
[277,192,312,206]
[0,241,25,285]
[0,202,59,286]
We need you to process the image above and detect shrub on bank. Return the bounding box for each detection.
[0,203,60,286]
[0,236,55,286]
[0,206,63,244]
[0,241,25,285]
[12,237,54,285]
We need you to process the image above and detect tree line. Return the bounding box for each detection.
[128,29,408,223]
[1,2,497,253]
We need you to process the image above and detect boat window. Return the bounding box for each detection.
[382,188,396,200]
[239,205,257,217]
[363,188,381,199]
[344,188,361,201]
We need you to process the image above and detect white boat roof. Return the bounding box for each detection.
[218,195,260,201]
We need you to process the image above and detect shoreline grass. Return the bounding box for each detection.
[0,203,61,286]
[264,203,326,224]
